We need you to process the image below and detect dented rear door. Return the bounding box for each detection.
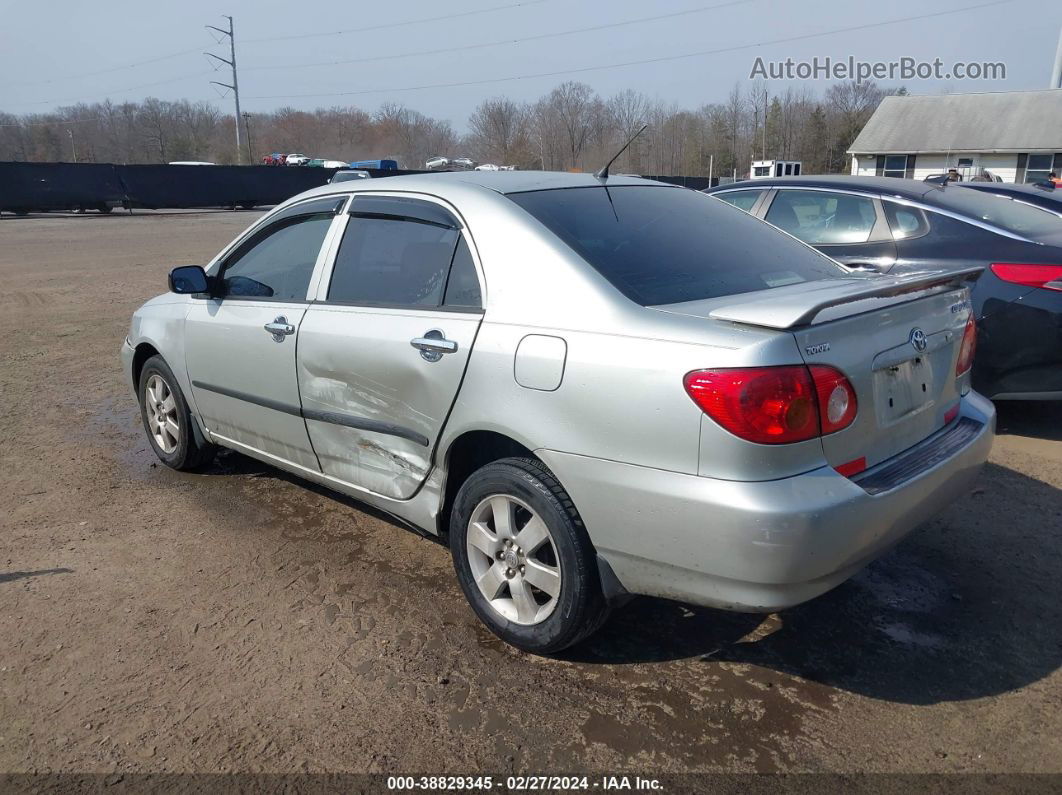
[296,195,484,499]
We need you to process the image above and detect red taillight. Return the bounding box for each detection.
[990,263,1062,291]
[956,315,977,376]
[809,365,858,435]
[684,365,857,445]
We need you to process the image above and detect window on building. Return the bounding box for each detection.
[1024,154,1054,184]
[752,165,770,177]
[883,155,908,178]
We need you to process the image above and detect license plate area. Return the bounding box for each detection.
[874,355,934,426]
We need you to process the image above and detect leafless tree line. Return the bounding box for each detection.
[0,79,894,176]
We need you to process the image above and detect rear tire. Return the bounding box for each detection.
[450,457,609,654]
[138,355,216,471]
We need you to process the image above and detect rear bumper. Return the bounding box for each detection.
[538,391,995,612]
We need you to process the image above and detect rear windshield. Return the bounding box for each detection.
[508,185,845,306]
[932,189,1062,240]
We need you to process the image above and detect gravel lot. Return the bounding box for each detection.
[1,210,1060,777]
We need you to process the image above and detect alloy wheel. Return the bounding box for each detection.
[144,374,179,454]
[465,494,562,625]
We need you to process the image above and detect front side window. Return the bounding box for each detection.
[508,185,845,306]
[220,213,334,300]
[328,215,460,306]
[1025,154,1054,184]
[883,155,908,178]
[765,190,877,245]
[714,189,764,213]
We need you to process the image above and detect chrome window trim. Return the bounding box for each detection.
[205,192,354,276]
[312,190,487,309]
[734,185,1035,243]
[879,195,1037,243]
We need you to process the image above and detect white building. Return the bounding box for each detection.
[750,159,802,179]
[848,89,1062,183]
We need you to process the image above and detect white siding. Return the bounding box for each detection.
[850,152,1023,182]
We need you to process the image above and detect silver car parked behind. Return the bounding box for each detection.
[122,172,994,653]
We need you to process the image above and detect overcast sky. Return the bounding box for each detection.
[2,0,1059,129]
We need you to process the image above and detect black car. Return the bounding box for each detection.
[706,176,1062,400]
[958,180,1062,215]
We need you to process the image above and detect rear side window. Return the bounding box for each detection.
[221,213,334,300]
[443,238,482,308]
[765,190,876,245]
[329,216,459,306]
[883,202,930,239]
[714,189,763,213]
[931,189,1062,241]
[508,186,844,306]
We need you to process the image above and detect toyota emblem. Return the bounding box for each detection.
[909,327,928,352]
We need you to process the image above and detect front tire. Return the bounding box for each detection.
[450,457,609,654]
[138,355,216,471]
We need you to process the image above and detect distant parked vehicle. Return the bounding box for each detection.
[475,164,500,171]
[706,175,1062,400]
[329,169,371,184]
[168,161,215,166]
[308,159,351,169]
[452,157,474,170]
[285,154,311,166]
[350,159,398,170]
[425,156,450,170]
[262,153,286,166]
[958,181,1062,215]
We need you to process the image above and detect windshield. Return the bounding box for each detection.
[931,188,1062,240]
[508,185,846,306]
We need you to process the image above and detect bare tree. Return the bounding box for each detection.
[468,97,532,167]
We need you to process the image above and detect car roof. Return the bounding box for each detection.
[290,170,663,204]
[706,175,944,200]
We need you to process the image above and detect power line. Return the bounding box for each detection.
[0,101,222,128]
[7,71,213,109]
[245,0,1014,102]
[242,0,548,44]
[243,0,755,73]
[13,46,207,89]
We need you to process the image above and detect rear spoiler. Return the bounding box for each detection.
[708,267,983,330]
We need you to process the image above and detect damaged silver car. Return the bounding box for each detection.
[122,171,994,653]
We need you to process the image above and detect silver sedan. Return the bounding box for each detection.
[121,171,994,653]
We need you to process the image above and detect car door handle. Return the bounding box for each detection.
[411,330,458,362]
[264,316,295,341]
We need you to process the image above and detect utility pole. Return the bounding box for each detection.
[206,15,244,164]
[67,128,77,163]
[1052,25,1062,88]
[242,112,254,163]
[762,89,768,160]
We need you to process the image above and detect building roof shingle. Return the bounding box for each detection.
[848,89,1062,154]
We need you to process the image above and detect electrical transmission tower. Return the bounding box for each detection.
[205,15,245,164]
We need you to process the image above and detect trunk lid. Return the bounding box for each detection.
[791,285,971,470]
[658,268,981,471]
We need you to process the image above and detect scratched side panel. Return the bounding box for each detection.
[297,304,482,499]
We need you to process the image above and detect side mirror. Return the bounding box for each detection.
[169,265,209,294]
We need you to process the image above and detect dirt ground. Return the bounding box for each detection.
[1,210,1061,778]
